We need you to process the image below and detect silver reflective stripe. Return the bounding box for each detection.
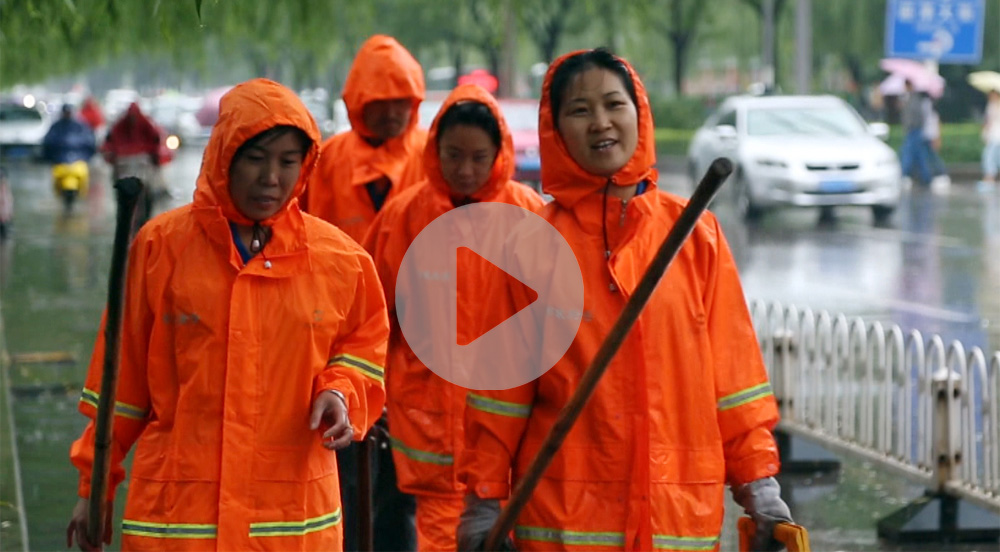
[653,534,720,550]
[515,525,625,546]
[389,436,453,465]
[717,382,772,411]
[467,393,531,418]
[249,508,342,537]
[121,520,217,539]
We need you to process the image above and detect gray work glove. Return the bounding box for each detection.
[732,476,793,552]
[456,494,516,551]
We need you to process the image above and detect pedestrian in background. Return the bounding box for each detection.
[66,78,389,551]
[980,89,1000,189]
[920,92,949,192]
[363,84,543,551]
[456,48,792,552]
[899,79,932,187]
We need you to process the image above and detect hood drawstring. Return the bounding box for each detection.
[250,222,272,269]
[602,178,619,293]
[602,178,612,261]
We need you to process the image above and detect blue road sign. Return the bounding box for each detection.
[885,0,985,63]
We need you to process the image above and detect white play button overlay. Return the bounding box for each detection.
[395,203,584,390]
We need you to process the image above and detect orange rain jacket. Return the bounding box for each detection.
[304,35,428,243]
[363,84,543,499]
[69,79,389,551]
[457,53,780,551]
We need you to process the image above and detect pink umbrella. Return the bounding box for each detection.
[879,58,945,98]
[195,86,233,127]
[458,69,499,94]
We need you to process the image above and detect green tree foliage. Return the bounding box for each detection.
[634,0,712,94]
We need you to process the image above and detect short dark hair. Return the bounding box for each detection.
[435,101,502,149]
[549,48,638,127]
[232,125,312,163]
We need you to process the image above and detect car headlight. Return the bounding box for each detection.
[165,135,181,150]
[755,158,787,168]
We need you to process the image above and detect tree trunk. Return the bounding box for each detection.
[452,41,464,88]
[671,34,689,95]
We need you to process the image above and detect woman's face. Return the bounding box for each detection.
[437,124,499,196]
[228,131,305,221]
[556,68,638,178]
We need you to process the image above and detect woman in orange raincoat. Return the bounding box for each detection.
[66,78,388,551]
[456,50,792,551]
[364,84,543,551]
[304,34,428,243]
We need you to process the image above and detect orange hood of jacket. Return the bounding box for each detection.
[539,50,658,208]
[343,34,426,139]
[193,78,321,227]
[422,83,516,201]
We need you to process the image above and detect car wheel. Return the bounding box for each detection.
[735,172,762,222]
[872,205,895,225]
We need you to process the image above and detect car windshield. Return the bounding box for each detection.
[746,105,865,137]
[0,106,43,122]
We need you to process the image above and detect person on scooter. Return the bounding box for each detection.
[102,102,169,224]
[42,105,96,211]
[43,104,97,165]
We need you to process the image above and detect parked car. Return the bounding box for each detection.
[687,95,902,224]
[0,101,49,159]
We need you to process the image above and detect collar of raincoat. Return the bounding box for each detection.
[539,50,657,209]
[343,34,426,141]
[192,78,321,227]
[422,84,515,201]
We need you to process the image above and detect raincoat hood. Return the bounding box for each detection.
[343,35,426,139]
[423,83,515,201]
[540,50,657,208]
[193,78,321,227]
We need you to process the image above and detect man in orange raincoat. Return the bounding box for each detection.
[303,34,427,551]
[456,49,792,551]
[363,84,543,551]
[303,34,427,243]
[66,78,388,551]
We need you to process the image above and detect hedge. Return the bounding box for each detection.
[653,124,985,164]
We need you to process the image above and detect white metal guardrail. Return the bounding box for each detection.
[750,300,1000,513]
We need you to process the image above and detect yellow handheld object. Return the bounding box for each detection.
[738,516,811,552]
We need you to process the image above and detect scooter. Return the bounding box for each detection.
[51,160,90,213]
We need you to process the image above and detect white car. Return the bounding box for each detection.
[0,101,49,159]
[687,95,902,223]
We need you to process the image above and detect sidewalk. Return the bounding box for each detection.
[0,300,28,552]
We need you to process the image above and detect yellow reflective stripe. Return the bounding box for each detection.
[329,354,384,383]
[717,382,772,411]
[653,534,720,550]
[515,525,625,546]
[389,436,453,465]
[467,393,531,418]
[79,388,148,419]
[249,508,342,537]
[121,520,216,539]
[80,388,99,409]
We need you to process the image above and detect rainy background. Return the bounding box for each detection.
[2,1,1000,550]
